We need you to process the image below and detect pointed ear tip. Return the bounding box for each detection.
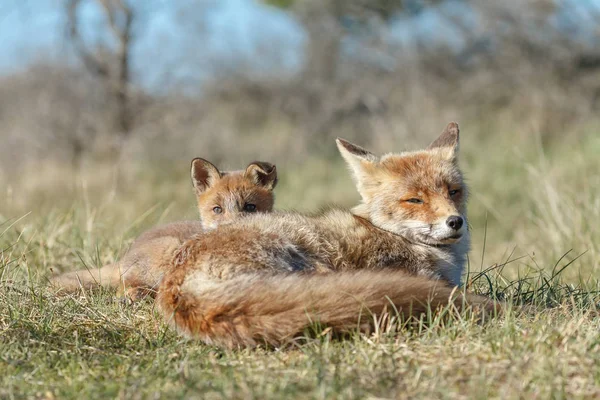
[446,122,460,133]
[247,161,276,174]
[191,158,220,179]
[191,157,208,167]
[190,158,200,173]
[263,163,277,174]
[336,137,350,149]
[264,162,276,172]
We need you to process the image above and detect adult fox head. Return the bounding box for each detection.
[337,122,467,246]
[191,159,278,230]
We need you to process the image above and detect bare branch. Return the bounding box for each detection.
[65,0,135,140]
[98,0,133,43]
[66,0,109,78]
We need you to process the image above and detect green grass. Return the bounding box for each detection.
[2,122,600,399]
[1,265,599,399]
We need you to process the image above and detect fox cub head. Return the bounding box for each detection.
[190,159,277,230]
[337,122,467,246]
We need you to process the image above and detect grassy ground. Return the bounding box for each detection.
[1,121,600,399]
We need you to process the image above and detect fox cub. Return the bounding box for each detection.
[50,158,277,300]
[157,122,498,348]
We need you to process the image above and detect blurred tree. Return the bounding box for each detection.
[264,0,448,21]
[264,0,394,82]
[256,0,444,139]
[262,0,448,82]
[66,0,134,146]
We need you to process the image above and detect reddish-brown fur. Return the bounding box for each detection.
[157,122,500,348]
[49,159,278,299]
[379,154,466,221]
[160,270,498,348]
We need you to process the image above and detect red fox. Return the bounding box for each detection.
[50,158,277,300]
[157,122,498,348]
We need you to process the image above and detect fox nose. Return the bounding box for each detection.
[446,216,464,231]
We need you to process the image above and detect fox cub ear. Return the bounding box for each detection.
[427,122,460,157]
[191,158,222,194]
[245,161,278,190]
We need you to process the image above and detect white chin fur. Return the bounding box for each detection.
[394,220,465,245]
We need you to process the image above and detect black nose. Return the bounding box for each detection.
[446,216,463,230]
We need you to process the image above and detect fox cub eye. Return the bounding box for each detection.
[406,198,423,204]
[449,189,460,196]
[243,203,257,212]
[212,206,223,214]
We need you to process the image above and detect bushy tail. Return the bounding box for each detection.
[49,263,122,294]
[157,270,500,349]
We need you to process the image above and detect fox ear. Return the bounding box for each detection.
[427,122,460,157]
[245,161,278,190]
[336,138,378,193]
[336,137,378,166]
[191,158,221,194]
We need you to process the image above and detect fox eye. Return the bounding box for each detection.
[449,189,460,197]
[243,203,257,212]
[406,198,423,204]
[212,206,223,214]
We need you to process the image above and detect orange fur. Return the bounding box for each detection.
[49,159,278,299]
[157,122,499,348]
[159,270,498,349]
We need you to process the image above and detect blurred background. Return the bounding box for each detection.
[1,0,600,278]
